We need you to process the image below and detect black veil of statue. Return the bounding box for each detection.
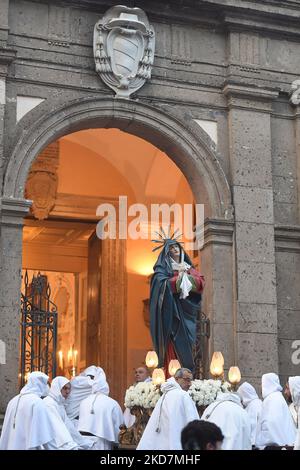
[150,238,202,372]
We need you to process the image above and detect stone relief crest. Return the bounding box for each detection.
[93,5,155,98]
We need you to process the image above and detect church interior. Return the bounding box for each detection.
[21,128,199,396]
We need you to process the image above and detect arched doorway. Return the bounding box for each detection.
[0,97,233,410]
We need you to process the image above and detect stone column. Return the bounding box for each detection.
[224,84,279,388]
[0,0,9,47]
[200,218,235,372]
[0,197,31,412]
[0,0,16,190]
[100,237,127,404]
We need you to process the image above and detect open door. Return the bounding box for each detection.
[86,231,101,365]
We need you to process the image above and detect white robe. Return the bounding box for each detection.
[78,368,123,450]
[0,372,56,450]
[237,382,262,446]
[256,373,296,448]
[289,376,300,450]
[44,376,93,450]
[137,378,199,451]
[289,403,298,428]
[202,392,251,450]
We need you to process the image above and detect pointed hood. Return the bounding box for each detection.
[20,371,49,397]
[262,373,282,399]
[238,382,260,407]
[92,368,109,395]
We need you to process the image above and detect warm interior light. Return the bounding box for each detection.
[145,350,159,369]
[168,359,181,377]
[152,368,165,386]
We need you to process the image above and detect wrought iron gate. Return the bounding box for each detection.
[193,311,210,379]
[20,271,58,388]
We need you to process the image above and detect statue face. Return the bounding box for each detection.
[169,244,180,259]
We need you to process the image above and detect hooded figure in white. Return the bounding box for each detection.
[137,377,199,450]
[237,382,262,446]
[201,391,251,450]
[65,365,99,424]
[289,376,300,450]
[44,376,93,450]
[78,368,123,450]
[255,373,296,448]
[0,371,56,450]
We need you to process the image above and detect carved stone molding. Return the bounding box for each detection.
[25,142,59,220]
[202,218,234,248]
[275,225,300,253]
[93,6,155,98]
[0,197,31,227]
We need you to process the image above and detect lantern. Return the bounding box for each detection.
[145,350,159,369]
[152,368,165,386]
[168,359,181,377]
[210,351,224,379]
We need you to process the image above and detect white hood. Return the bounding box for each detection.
[215,391,242,406]
[49,376,70,405]
[81,365,99,378]
[20,371,49,397]
[161,377,182,394]
[262,373,282,399]
[92,368,109,396]
[288,376,300,408]
[238,382,260,407]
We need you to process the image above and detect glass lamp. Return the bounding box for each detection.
[152,368,165,386]
[145,351,159,369]
[168,359,181,377]
[228,366,241,391]
[209,351,224,380]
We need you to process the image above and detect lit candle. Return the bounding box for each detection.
[73,350,78,367]
[58,350,63,370]
[67,348,72,366]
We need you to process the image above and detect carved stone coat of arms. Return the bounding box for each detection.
[93,5,155,98]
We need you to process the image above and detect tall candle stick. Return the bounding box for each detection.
[58,350,63,370]
[73,350,78,367]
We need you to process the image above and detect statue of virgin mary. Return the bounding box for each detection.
[150,228,205,373]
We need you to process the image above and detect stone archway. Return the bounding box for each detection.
[3,97,231,215]
[0,96,233,411]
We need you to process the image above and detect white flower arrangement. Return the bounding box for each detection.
[189,379,232,407]
[124,382,161,409]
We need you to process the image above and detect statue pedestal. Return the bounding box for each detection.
[119,406,151,446]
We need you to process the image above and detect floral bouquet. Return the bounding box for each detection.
[120,382,161,446]
[189,379,232,412]
[124,382,161,410]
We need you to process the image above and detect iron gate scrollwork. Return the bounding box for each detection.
[193,311,210,379]
[20,271,58,388]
